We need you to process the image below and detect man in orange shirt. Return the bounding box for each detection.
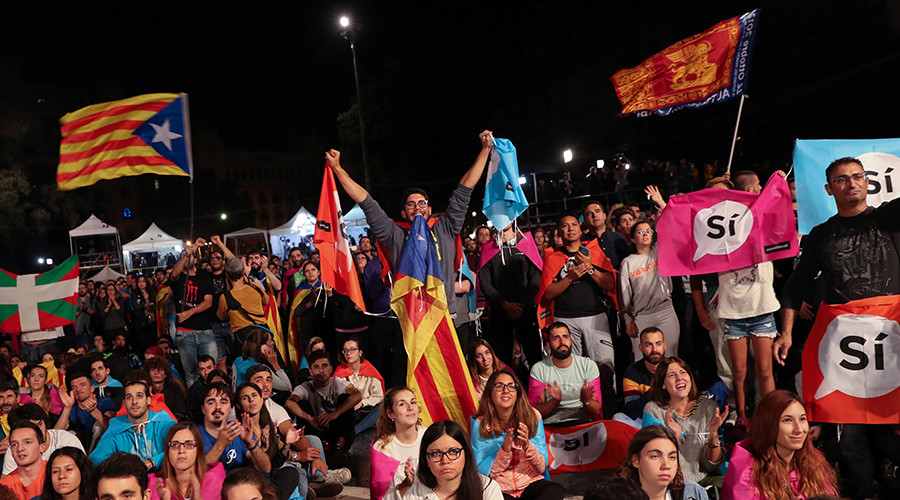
[0,421,47,499]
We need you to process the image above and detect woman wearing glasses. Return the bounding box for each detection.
[149,422,226,500]
[333,337,385,434]
[618,220,680,357]
[386,419,502,500]
[471,369,564,500]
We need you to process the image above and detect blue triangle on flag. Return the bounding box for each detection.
[133,97,191,175]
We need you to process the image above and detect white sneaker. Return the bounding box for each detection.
[325,468,351,484]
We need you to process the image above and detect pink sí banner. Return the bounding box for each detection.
[657,173,798,276]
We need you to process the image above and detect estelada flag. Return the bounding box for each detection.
[656,173,798,276]
[0,256,79,334]
[536,239,617,330]
[58,93,193,190]
[545,420,638,473]
[610,9,760,116]
[390,215,478,428]
[802,295,900,424]
[314,167,366,312]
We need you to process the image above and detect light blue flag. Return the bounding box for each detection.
[794,138,900,233]
[483,138,529,230]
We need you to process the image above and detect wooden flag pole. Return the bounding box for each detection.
[726,94,748,174]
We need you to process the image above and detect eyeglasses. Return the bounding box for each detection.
[342,347,359,354]
[405,200,429,209]
[636,229,654,236]
[209,256,224,260]
[828,172,867,186]
[168,440,198,450]
[425,447,463,462]
[492,382,519,392]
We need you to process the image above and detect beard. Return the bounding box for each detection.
[550,345,571,360]
[646,353,663,364]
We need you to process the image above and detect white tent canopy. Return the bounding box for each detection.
[87,265,125,282]
[269,207,316,260]
[69,214,118,238]
[122,223,184,271]
[343,204,368,228]
[225,227,269,240]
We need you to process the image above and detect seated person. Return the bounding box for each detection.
[0,421,47,498]
[95,452,152,500]
[3,403,83,476]
[149,422,226,500]
[113,370,178,422]
[286,350,361,457]
[199,381,271,473]
[619,327,667,423]
[54,372,116,448]
[232,329,292,393]
[89,356,123,407]
[144,356,189,420]
[89,379,176,471]
[370,386,426,500]
[332,337,384,434]
[527,322,602,425]
[620,425,709,500]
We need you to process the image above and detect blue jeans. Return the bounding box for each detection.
[354,402,382,435]
[210,321,232,363]
[175,329,218,389]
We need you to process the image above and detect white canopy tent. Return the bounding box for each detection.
[224,227,271,256]
[87,265,126,282]
[269,207,316,260]
[122,223,185,271]
[69,214,123,273]
[342,204,370,246]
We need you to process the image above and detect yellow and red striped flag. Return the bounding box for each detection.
[57,93,193,190]
[391,215,478,428]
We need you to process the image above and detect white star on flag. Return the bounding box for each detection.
[149,119,183,151]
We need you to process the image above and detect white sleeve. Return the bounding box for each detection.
[56,430,86,452]
[266,400,291,426]
[1,450,13,476]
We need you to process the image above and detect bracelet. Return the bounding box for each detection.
[246,441,258,451]
[706,441,720,449]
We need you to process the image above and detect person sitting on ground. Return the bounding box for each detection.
[143,356,188,421]
[721,390,838,500]
[199,382,270,474]
[3,403,84,476]
[232,328,292,391]
[89,379,176,471]
[370,386,426,500]
[0,421,48,498]
[642,357,727,486]
[148,422,226,500]
[384,419,503,500]
[112,370,178,422]
[88,356,123,407]
[18,364,64,424]
[620,425,709,500]
[528,322,602,425]
[471,369,564,500]
[619,327,667,424]
[94,452,151,500]
[467,339,505,394]
[54,372,116,449]
[222,467,278,500]
[41,446,94,500]
[332,337,384,434]
[285,350,361,460]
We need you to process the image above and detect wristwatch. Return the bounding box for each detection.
[587,268,594,275]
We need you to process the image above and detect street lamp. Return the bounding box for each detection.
[37,257,44,265]
[563,149,573,163]
[220,213,228,220]
[339,15,371,191]
[46,258,53,266]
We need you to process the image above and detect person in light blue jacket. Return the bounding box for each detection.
[89,379,176,471]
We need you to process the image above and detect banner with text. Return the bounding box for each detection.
[657,173,797,276]
[802,295,900,424]
[794,138,900,233]
[545,420,637,474]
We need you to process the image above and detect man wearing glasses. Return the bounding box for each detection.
[777,157,896,499]
[325,130,495,321]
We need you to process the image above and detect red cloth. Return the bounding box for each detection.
[535,239,617,329]
[333,359,385,393]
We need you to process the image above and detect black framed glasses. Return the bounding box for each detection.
[636,229,654,236]
[828,172,867,186]
[168,440,198,450]
[492,382,519,392]
[405,200,429,209]
[425,447,463,462]
[342,347,359,354]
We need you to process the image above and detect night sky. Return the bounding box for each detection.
[2,1,900,269]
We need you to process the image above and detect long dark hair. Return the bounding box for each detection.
[619,425,685,493]
[235,382,278,464]
[648,357,699,406]
[418,420,486,500]
[42,446,94,500]
[474,369,538,439]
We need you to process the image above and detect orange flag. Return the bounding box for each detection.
[313,167,366,312]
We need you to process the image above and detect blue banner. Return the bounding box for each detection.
[482,138,529,230]
[794,139,900,233]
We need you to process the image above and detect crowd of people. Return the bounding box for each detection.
[0,133,891,500]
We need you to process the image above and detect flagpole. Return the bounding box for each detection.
[181,93,195,241]
[726,94,747,174]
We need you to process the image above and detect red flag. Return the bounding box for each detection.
[802,295,900,424]
[545,420,637,473]
[314,167,366,312]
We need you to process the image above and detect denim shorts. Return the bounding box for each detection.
[723,313,777,341]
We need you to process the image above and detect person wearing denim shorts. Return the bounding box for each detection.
[169,240,218,390]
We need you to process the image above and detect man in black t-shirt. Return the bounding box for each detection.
[581,200,631,270]
[169,238,218,390]
[207,236,235,371]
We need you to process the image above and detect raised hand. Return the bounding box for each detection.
[514,421,530,448]
[210,235,223,246]
[285,425,303,445]
[218,418,241,444]
[156,477,173,500]
[546,381,562,401]
[478,130,494,150]
[501,428,514,452]
[709,404,729,433]
[403,457,415,486]
[59,384,75,409]
[580,380,597,404]
[665,407,683,436]
[326,149,341,169]
[239,413,254,444]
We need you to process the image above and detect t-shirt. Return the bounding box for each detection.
[291,378,350,416]
[582,230,631,270]
[622,360,655,420]
[265,398,290,426]
[552,248,606,318]
[172,271,214,330]
[217,282,268,333]
[373,425,426,491]
[200,424,248,472]
[209,271,228,323]
[68,397,116,434]
[0,461,46,500]
[716,262,779,320]
[528,356,600,424]
[2,430,84,475]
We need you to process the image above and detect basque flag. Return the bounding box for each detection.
[390,216,478,427]
[0,256,79,334]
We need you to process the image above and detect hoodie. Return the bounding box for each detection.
[90,410,176,469]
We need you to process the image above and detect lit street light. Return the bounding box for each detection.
[37,257,44,265]
[46,258,53,266]
[563,149,573,163]
[339,15,371,191]
[220,213,228,220]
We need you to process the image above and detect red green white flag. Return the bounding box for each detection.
[0,256,80,334]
